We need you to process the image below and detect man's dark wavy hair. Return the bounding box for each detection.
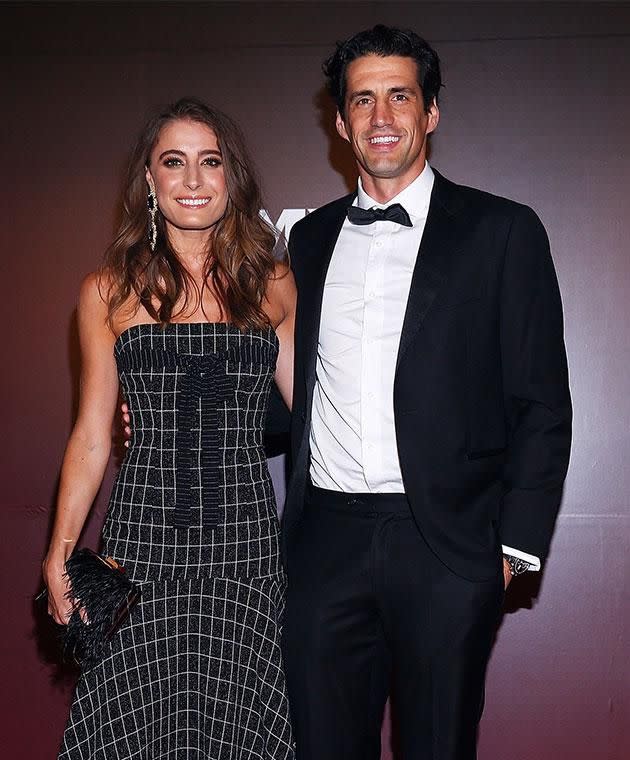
[322,24,443,115]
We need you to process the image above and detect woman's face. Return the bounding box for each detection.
[146,118,229,239]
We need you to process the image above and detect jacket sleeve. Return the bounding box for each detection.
[498,205,572,561]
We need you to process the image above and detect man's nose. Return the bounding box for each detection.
[371,99,394,128]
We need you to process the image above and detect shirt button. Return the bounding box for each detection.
[375,241,382,248]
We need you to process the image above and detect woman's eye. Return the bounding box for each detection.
[163,157,183,167]
[202,157,222,167]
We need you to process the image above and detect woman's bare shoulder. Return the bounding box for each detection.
[81,268,143,334]
[263,260,296,328]
[78,270,109,310]
[266,260,295,299]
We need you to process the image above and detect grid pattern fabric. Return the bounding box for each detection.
[59,323,294,760]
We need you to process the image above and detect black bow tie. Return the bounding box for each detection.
[347,203,412,228]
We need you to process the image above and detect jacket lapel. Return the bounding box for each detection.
[396,171,464,370]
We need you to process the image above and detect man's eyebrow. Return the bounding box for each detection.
[348,86,417,100]
[157,148,222,159]
[388,86,416,95]
[348,89,375,100]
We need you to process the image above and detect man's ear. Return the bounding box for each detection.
[335,110,350,142]
[426,98,440,136]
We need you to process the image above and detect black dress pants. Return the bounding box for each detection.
[282,486,504,760]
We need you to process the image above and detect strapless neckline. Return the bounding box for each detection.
[114,322,278,351]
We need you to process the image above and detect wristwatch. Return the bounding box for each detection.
[503,554,531,577]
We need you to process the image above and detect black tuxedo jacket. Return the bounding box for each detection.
[282,170,572,581]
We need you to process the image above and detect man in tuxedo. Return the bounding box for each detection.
[281,25,572,760]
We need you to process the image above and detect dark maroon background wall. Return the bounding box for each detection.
[2,2,629,757]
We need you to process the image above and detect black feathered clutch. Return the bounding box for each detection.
[40,549,141,668]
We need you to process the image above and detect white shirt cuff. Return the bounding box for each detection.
[502,545,541,571]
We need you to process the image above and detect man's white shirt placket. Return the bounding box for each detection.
[309,167,431,492]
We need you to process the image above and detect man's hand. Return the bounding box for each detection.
[121,402,131,447]
[503,557,513,589]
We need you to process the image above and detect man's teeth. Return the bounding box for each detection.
[177,198,210,206]
[369,136,400,144]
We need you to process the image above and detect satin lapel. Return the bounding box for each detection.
[396,177,463,371]
[300,200,352,387]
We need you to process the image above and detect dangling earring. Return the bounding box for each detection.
[147,187,158,251]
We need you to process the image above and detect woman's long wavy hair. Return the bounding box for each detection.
[101,97,280,330]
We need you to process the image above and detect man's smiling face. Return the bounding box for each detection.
[336,54,439,197]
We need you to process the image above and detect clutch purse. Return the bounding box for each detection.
[39,548,141,668]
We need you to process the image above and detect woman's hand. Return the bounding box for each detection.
[42,553,73,625]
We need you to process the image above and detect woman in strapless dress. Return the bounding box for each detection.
[41,97,296,760]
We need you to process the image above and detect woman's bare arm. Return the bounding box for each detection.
[268,263,296,412]
[42,273,119,624]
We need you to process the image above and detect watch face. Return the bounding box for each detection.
[504,555,530,576]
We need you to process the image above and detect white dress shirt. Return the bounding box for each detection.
[309,162,539,570]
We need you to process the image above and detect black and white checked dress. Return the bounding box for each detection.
[59,322,295,760]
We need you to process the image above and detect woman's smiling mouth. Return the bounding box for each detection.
[176,197,211,207]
